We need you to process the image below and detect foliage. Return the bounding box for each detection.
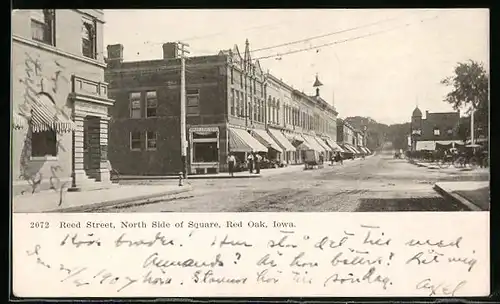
[441,60,489,133]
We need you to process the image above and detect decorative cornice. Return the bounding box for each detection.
[13,35,107,68]
[69,92,114,106]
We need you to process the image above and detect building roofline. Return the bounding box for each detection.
[266,73,295,91]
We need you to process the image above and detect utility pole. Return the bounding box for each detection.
[470,98,476,146]
[177,41,190,179]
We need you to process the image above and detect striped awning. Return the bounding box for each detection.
[12,112,28,130]
[31,93,76,133]
[324,138,344,152]
[314,136,331,152]
[268,128,296,152]
[302,134,327,153]
[229,127,267,153]
[252,129,283,153]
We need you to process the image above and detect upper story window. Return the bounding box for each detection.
[433,128,440,136]
[230,69,234,84]
[130,131,141,151]
[146,91,157,118]
[130,92,141,119]
[146,131,157,151]
[31,10,55,46]
[186,89,200,116]
[82,17,97,59]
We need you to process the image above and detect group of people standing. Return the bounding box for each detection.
[330,151,344,165]
[227,152,263,177]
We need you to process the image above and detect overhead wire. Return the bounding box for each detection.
[250,10,433,53]
[253,15,440,61]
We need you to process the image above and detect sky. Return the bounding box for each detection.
[102,9,489,125]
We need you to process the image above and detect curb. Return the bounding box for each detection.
[433,184,482,211]
[45,185,193,213]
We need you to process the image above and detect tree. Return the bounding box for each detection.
[441,60,489,137]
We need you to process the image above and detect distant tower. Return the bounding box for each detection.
[410,106,423,151]
[313,74,323,97]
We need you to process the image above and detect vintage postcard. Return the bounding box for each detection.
[11,8,490,298]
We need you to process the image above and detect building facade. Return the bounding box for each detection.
[410,107,461,151]
[12,9,114,195]
[105,39,341,175]
[336,118,363,155]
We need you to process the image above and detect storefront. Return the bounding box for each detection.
[228,126,267,166]
[268,128,297,165]
[251,128,283,162]
[189,126,220,174]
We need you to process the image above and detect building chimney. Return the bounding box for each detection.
[106,44,124,67]
[316,87,320,97]
[162,43,178,59]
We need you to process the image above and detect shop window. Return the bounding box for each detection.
[187,89,200,116]
[433,128,440,136]
[82,17,97,59]
[130,131,141,151]
[146,91,157,118]
[31,10,55,46]
[130,92,141,118]
[31,129,57,157]
[193,142,219,163]
[146,131,157,150]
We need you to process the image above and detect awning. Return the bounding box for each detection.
[268,128,296,151]
[342,143,358,154]
[251,129,283,153]
[358,146,368,154]
[12,112,28,130]
[284,132,304,147]
[416,140,465,151]
[31,93,76,133]
[324,138,345,152]
[229,127,267,153]
[349,145,362,154]
[302,134,327,153]
[340,144,353,154]
[314,136,331,152]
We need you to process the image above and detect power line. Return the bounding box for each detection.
[253,15,440,61]
[251,10,432,54]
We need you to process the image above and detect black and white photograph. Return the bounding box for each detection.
[12,9,489,213]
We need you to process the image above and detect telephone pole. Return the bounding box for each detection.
[177,41,190,179]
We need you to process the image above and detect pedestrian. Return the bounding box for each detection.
[247,153,254,173]
[254,153,262,174]
[330,155,334,166]
[227,153,236,177]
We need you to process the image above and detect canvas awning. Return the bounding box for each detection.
[268,128,296,151]
[251,129,283,153]
[324,138,345,152]
[229,127,267,153]
[284,132,304,147]
[302,134,327,153]
[358,146,369,154]
[342,143,358,154]
[416,140,464,151]
[31,93,76,133]
[12,112,28,130]
[314,136,331,152]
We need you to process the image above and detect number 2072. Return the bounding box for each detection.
[30,222,49,229]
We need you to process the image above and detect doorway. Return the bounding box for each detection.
[83,116,101,179]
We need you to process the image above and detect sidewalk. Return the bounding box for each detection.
[434,181,490,211]
[408,159,489,174]
[13,184,192,213]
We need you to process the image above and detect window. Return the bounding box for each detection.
[31,10,55,45]
[82,18,97,59]
[130,131,141,151]
[230,69,234,84]
[130,92,141,118]
[447,128,453,135]
[193,142,219,163]
[277,100,280,124]
[146,91,157,118]
[31,130,57,157]
[146,131,157,150]
[230,89,235,116]
[240,74,243,88]
[187,89,200,115]
[239,92,245,117]
[433,128,440,136]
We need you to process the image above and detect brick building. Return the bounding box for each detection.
[410,107,462,151]
[12,9,114,195]
[336,118,364,155]
[105,39,341,175]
